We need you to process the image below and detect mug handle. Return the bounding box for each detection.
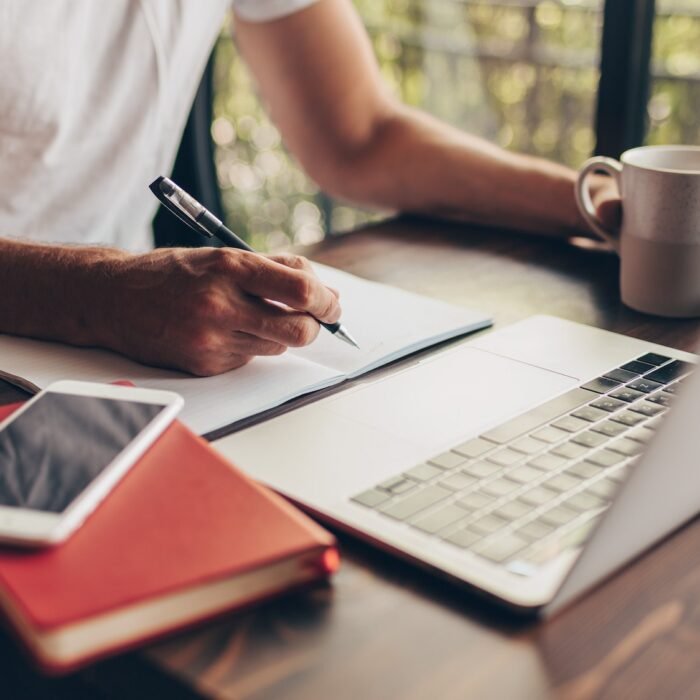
[575,156,623,252]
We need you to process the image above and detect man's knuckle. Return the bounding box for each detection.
[291,275,314,307]
[289,318,318,346]
[189,328,220,355]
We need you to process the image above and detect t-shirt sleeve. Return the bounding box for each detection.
[232,0,320,22]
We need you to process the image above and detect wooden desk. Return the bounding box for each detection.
[4,218,700,699]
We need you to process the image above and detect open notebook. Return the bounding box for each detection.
[0,264,491,435]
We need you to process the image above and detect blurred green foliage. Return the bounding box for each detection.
[211,1,700,250]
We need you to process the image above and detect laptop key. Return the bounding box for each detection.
[566,461,603,479]
[588,478,618,500]
[565,490,605,512]
[379,485,452,520]
[457,491,495,512]
[511,436,545,455]
[608,438,644,457]
[519,486,558,507]
[471,514,508,535]
[508,465,543,484]
[476,534,528,563]
[551,416,589,433]
[628,378,664,394]
[482,477,520,497]
[561,517,600,549]
[378,476,417,495]
[637,352,671,366]
[604,368,639,383]
[620,360,655,374]
[494,500,531,521]
[646,392,673,407]
[590,420,627,438]
[518,519,554,541]
[463,461,501,478]
[586,449,625,468]
[541,505,578,527]
[428,451,466,470]
[591,397,627,413]
[443,527,481,549]
[645,415,665,430]
[627,426,655,444]
[405,463,443,482]
[531,426,570,444]
[411,504,468,534]
[544,473,581,493]
[378,475,407,491]
[352,488,391,508]
[610,411,646,427]
[551,441,589,459]
[629,401,664,418]
[439,472,477,492]
[571,431,607,448]
[571,406,608,422]
[487,448,524,467]
[480,388,596,444]
[608,465,630,483]
[528,452,567,471]
[609,387,644,403]
[453,437,494,459]
[645,359,693,384]
[581,377,621,394]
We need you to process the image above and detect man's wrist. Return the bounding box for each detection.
[0,239,131,350]
[77,249,132,350]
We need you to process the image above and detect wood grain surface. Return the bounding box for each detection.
[3,217,700,700]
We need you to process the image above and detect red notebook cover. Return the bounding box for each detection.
[0,401,338,673]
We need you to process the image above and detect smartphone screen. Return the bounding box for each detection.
[0,393,166,513]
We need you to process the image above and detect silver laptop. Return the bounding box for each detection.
[214,316,698,614]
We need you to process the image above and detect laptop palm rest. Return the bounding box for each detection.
[222,345,576,505]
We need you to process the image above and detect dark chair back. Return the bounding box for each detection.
[152,54,223,248]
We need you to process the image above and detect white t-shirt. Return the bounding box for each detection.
[0,0,318,252]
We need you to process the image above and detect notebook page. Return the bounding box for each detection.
[0,335,341,435]
[293,264,492,376]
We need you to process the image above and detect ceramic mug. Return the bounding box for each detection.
[576,145,700,317]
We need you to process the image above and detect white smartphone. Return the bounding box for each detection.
[0,380,183,547]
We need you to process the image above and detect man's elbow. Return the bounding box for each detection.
[296,103,405,207]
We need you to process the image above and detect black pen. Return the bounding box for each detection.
[149,176,359,349]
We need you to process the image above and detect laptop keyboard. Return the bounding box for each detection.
[351,353,693,576]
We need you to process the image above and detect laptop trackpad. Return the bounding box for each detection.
[327,345,577,453]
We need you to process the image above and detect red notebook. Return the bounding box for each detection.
[0,402,339,674]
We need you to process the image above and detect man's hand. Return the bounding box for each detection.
[106,248,341,375]
[0,239,341,377]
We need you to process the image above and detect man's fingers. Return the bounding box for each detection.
[237,253,341,323]
[596,197,622,231]
[229,331,287,357]
[267,253,340,298]
[239,297,322,347]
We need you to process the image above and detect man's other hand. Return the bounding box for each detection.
[592,176,622,234]
[106,248,341,376]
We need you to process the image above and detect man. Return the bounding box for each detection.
[0,0,615,376]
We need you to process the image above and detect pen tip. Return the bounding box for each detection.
[335,326,360,349]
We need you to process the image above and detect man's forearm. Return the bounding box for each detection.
[321,103,586,238]
[235,0,594,239]
[0,238,125,346]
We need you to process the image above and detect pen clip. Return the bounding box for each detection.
[149,176,214,239]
